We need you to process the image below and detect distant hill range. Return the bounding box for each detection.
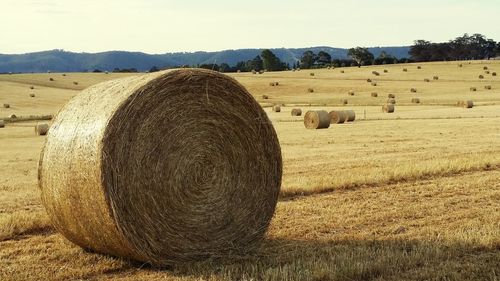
[0,46,410,73]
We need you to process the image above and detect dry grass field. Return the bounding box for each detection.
[1,61,499,280]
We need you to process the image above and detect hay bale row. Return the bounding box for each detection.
[457,100,474,108]
[371,92,378,97]
[269,82,279,86]
[411,98,421,104]
[304,110,330,129]
[35,123,49,135]
[272,105,281,112]
[382,104,395,113]
[291,108,302,116]
[38,69,282,266]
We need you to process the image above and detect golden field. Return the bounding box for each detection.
[0,61,499,280]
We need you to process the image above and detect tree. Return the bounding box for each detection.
[317,51,331,65]
[300,51,316,69]
[261,49,285,71]
[347,47,374,67]
[219,63,230,72]
[249,56,263,71]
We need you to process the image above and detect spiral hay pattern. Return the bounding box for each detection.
[38,69,282,266]
[304,110,330,129]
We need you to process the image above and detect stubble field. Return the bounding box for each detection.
[0,61,499,280]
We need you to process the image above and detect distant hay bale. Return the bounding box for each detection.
[411,98,421,104]
[0,120,4,128]
[275,82,279,86]
[73,81,78,85]
[403,68,408,72]
[387,98,396,104]
[259,70,265,74]
[62,74,66,76]
[329,110,346,124]
[485,85,492,90]
[382,104,395,113]
[35,123,49,136]
[262,95,269,99]
[371,92,378,97]
[30,93,35,98]
[388,94,395,98]
[30,86,35,90]
[340,70,345,73]
[252,70,257,74]
[3,103,10,108]
[371,82,377,86]
[483,66,488,70]
[372,71,380,76]
[105,71,109,74]
[458,64,463,67]
[492,72,497,76]
[343,110,356,122]
[291,108,302,116]
[485,71,490,74]
[272,105,281,112]
[367,78,372,82]
[9,114,17,119]
[457,100,473,108]
[417,66,422,69]
[269,82,275,86]
[304,110,330,129]
[348,90,355,96]
[433,76,439,80]
[410,88,417,93]
[307,88,314,93]
[37,69,282,266]
[479,75,484,79]
[49,78,54,81]
[424,78,430,82]
[383,69,388,73]
[341,99,348,105]
[310,73,315,76]
[470,87,477,91]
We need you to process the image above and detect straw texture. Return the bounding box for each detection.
[304,110,330,129]
[329,111,346,124]
[38,69,282,266]
[344,110,356,122]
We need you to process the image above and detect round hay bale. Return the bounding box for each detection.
[30,93,35,98]
[371,82,377,86]
[463,100,474,108]
[262,95,269,99]
[348,90,355,96]
[387,98,396,104]
[304,110,330,129]
[433,76,439,80]
[470,87,477,92]
[30,86,35,90]
[388,94,395,98]
[367,78,372,83]
[483,66,488,70]
[329,110,346,124]
[411,98,421,104]
[252,70,257,74]
[35,123,49,136]
[310,73,315,76]
[0,120,4,128]
[269,82,275,86]
[383,69,388,73]
[49,78,54,81]
[341,99,348,105]
[382,104,395,113]
[291,108,302,116]
[343,110,356,122]
[372,71,380,76]
[38,69,282,266]
[403,68,408,72]
[424,78,430,82]
[62,74,66,76]
[417,66,422,69]
[371,92,378,97]
[479,75,484,79]
[492,72,497,76]
[458,64,463,67]
[259,70,265,74]
[9,114,16,119]
[307,88,314,93]
[275,82,279,86]
[105,71,109,74]
[3,103,10,108]
[340,70,345,73]
[410,88,417,93]
[73,81,79,85]
[272,105,281,112]
[485,71,490,74]
[485,85,492,90]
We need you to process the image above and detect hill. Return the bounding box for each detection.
[0,46,410,73]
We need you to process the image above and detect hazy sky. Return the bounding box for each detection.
[1,0,499,54]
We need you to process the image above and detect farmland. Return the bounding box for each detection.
[1,61,499,280]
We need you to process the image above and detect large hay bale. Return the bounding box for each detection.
[9,114,17,119]
[411,98,421,104]
[388,94,395,98]
[0,120,4,128]
[343,110,356,122]
[304,110,330,129]
[73,81,79,85]
[291,108,302,116]
[329,110,346,124]
[371,92,378,97]
[35,123,49,135]
[38,69,282,266]
[387,98,396,104]
[382,104,395,113]
[458,64,463,67]
[30,86,35,90]
[272,105,281,112]
[3,103,10,108]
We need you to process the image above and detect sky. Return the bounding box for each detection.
[1,0,499,54]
